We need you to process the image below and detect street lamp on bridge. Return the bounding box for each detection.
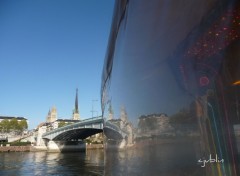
[91,99,98,118]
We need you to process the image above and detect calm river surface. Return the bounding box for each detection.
[0,150,104,176]
[0,143,203,176]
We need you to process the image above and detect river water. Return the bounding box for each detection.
[0,150,104,176]
[0,142,204,176]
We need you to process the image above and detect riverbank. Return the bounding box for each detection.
[86,143,104,149]
[0,146,31,152]
[0,144,104,152]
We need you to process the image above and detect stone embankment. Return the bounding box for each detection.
[0,144,103,152]
[0,146,32,152]
[86,144,104,149]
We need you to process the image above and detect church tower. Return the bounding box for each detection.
[72,88,80,120]
[51,106,57,122]
[46,109,51,122]
[46,106,58,123]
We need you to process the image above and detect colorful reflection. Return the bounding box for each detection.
[101,0,240,175]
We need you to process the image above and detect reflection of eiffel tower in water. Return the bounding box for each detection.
[72,88,80,120]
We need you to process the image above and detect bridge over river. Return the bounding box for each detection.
[42,116,103,140]
[39,117,104,152]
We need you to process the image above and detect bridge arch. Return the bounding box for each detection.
[43,128,103,141]
[42,116,103,141]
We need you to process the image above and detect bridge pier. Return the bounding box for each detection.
[47,140,86,152]
[47,141,60,152]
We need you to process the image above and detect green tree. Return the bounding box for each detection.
[58,122,67,128]
[19,120,28,131]
[9,118,20,132]
[0,119,28,134]
[0,120,10,132]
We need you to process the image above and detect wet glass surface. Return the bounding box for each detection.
[101,0,240,175]
[104,143,204,176]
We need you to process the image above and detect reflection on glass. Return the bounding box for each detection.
[101,0,240,175]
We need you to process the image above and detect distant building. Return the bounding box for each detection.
[46,106,58,123]
[106,107,134,146]
[0,116,28,124]
[53,119,79,129]
[72,88,80,120]
[137,113,175,137]
[37,118,79,132]
[108,104,114,120]
[35,88,82,134]
[42,89,80,131]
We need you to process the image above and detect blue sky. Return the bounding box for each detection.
[0,0,115,129]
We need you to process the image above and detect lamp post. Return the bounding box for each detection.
[91,99,98,118]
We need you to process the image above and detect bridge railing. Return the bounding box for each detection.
[42,116,103,137]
